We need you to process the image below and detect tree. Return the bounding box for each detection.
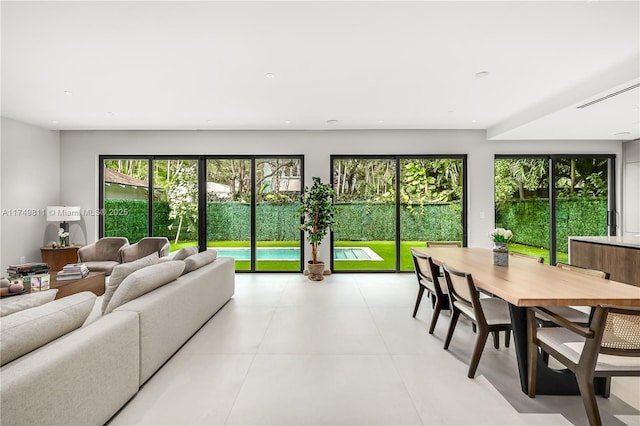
[166,164,198,244]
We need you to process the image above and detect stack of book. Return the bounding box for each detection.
[7,262,50,277]
[57,263,90,281]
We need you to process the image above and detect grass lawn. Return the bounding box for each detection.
[508,243,568,265]
[171,240,567,272]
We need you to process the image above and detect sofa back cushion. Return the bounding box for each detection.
[182,250,217,275]
[1,291,96,366]
[172,246,199,260]
[102,252,159,313]
[0,289,58,317]
[104,260,185,314]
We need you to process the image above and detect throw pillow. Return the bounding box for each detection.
[104,260,185,314]
[0,289,58,317]
[101,252,159,314]
[1,291,96,366]
[182,249,218,275]
[172,246,199,260]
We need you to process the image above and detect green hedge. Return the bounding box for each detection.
[207,202,301,241]
[105,200,462,243]
[334,202,462,241]
[496,198,607,252]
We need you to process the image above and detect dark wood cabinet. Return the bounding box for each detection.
[40,246,80,272]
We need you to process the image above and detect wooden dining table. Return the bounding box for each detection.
[414,247,640,395]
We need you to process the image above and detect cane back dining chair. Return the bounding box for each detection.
[538,263,611,327]
[410,248,449,334]
[527,305,640,426]
[442,263,512,378]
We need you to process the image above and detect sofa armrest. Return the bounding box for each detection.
[0,311,140,426]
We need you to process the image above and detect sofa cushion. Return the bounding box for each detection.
[102,252,159,314]
[172,246,199,260]
[0,289,58,317]
[182,250,217,275]
[104,261,185,314]
[1,291,96,366]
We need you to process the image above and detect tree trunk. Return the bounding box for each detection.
[174,216,182,245]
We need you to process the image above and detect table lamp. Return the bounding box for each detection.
[46,206,81,246]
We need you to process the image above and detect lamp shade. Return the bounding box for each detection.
[46,206,81,222]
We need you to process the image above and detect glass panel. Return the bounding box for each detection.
[554,158,609,263]
[400,158,464,271]
[333,158,396,271]
[206,159,252,271]
[494,158,550,263]
[152,159,199,253]
[103,159,149,243]
[255,158,302,271]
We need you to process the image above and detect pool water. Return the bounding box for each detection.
[214,247,382,261]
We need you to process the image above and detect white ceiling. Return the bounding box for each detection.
[2,1,639,140]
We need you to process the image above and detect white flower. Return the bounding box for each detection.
[489,228,513,242]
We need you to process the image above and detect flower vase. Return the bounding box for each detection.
[493,242,509,266]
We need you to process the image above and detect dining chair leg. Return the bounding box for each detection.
[468,328,490,378]
[576,369,601,426]
[602,377,611,398]
[504,329,510,348]
[492,331,499,349]
[412,286,425,318]
[444,310,460,350]
[428,298,441,334]
[526,308,537,398]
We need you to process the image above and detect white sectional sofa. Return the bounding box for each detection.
[0,254,234,426]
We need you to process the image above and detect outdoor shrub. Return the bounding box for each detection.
[496,198,607,251]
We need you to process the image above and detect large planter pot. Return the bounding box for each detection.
[307,261,325,281]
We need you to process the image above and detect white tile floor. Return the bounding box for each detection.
[109,273,640,425]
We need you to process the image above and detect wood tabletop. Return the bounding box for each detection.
[414,247,640,307]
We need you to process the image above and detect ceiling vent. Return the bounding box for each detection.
[576,83,640,109]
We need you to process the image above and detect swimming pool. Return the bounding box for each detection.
[214,247,382,261]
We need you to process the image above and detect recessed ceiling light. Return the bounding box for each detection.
[471,119,477,123]
[206,120,212,123]
[51,120,58,124]
[284,120,291,124]
[265,73,275,79]
[614,131,630,137]
[326,119,339,125]
[63,90,72,96]
[475,71,489,79]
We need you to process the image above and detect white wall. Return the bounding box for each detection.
[1,117,60,273]
[623,140,640,236]
[60,129,624,264]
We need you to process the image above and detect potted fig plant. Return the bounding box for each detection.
[297,176,336,281]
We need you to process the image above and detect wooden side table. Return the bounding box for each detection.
[40,246,80,272]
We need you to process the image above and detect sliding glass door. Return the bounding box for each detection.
[206,158,252,271]
[495,155,614,265]
[153,159,199,251]
[554,157,611,263]
[331,155,467,272]
[100,155,303,271]
[399,158,464,270]
[332,158,397,271]
[255,157,303,271]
